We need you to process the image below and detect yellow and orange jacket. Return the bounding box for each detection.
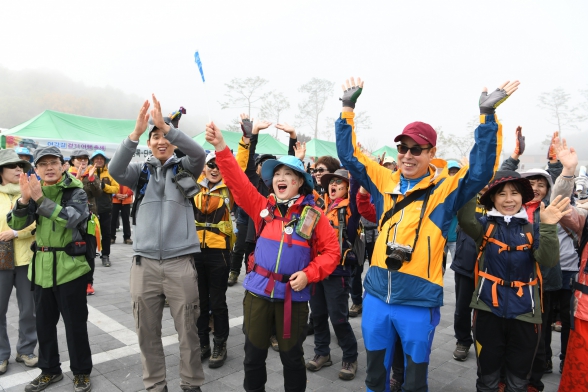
[335,112,502,308]
[193,179,235,250]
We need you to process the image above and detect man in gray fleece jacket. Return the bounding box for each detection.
[109,96,206,392]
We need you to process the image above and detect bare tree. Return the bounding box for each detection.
[297,132,312,143]
[354,111,372,133]
[225,118,241,133]
[295,78,335,139]
[259,91,290,138]
[435,117,476,159]
[219,77,270,117]
[537,87,586,138]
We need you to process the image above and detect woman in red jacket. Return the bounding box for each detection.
[111,184,133,245]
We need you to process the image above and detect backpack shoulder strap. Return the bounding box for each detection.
[131,163,150,225]
[474,222,497,283]
[379,185,433,230]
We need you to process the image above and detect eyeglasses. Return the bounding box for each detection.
[329,178,346,185]
[206,161,219,170]
[313,168,327,174]
[2,163,26,169]
[36,160,62,168]
[396,144,432,156]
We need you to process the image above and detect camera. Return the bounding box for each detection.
[385,242,413,270]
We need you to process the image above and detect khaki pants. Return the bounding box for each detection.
[130,255,204,391]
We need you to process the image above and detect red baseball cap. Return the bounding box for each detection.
[394,122,437,147]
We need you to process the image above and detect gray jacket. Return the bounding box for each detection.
[109,126,206,260]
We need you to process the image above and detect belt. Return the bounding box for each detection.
[252,264,293,339]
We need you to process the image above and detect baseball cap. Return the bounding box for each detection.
[205,151,216,164]
[33,146,64,165]
[394,122,437,147]
[383,157,396,165]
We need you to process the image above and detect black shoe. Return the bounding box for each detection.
[543,359,553,374]
[201,345,211,360]
[25,373,63,392]
[101,256,111,267]
[73,374,91,392]
[209,341,227,368]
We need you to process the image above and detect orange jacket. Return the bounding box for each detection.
[112,185,134,205]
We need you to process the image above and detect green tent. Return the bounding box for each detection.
[372,145,398,160]
[193,131,288,155]
[305,139,339,158]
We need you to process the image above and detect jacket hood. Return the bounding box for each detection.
[487,206,529,224]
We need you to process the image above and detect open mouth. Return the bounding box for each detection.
[329,185,338,197]
[277,184,287,193]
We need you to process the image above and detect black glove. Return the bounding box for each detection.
[479,88,510,114]
[340,86,362,109]
[241,118,253,138]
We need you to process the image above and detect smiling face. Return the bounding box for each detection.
[490,182,523,215]
[35,155,64,185]
[72,156,89,171]
[328,178,349,200]
[148,129,175,163]
[204,159,222,185]
[314,164,328,183]
[1,164,25,185]
[528,177,549,203]
[272,165,304,200]
[92,155,105,168]
[397,136,436,179]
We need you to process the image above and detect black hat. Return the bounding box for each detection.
[255,154,276,167]
[480,170,534,207]
[33,146,64,165]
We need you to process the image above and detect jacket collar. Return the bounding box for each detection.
[389,163,442,195]
[487,207,529,225]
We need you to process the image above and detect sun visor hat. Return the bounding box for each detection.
[261,155,314,190]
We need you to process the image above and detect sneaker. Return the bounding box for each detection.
[0,359,7,375]
[227,271,239,287]
[543,358,553,374]
[269,335,279,352]
[452,343,470,361]
[110,238,115,244]
[498,381,506,392]
[25,373,63,392]
[349,303,363,318]
[201,345,211,360]
[554,321,562,332]
[86,283,95,296]
[390,378,402,392]
[73,374,91,392]
[209,341,227,368]
[101,256,111,267]
[339,361,358,380]
[306,354,332,371]
[16,353,38,367]
[124,239,133,245]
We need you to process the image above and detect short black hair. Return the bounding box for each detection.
[483,181,526,211]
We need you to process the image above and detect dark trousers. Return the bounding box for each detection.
[194,249,230,346]
[243,291,309,392]
[554,288,572,360]
[34,274,92,375]
[473,310,540,392]
[98,211,112,257]
[529,291,552,390]
[454,272,475,346]
[391,339,405,383]
[310,275,358,363]
[87,257,95,285]
[111,204,131,241]
[350,240,375,305]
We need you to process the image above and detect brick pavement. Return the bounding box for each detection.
[1,241,563,391]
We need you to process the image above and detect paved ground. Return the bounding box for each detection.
[1,240,563,391]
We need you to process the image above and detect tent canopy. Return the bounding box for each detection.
[372,145,398,161]
[305,139,338,159]
[193,131,288,155]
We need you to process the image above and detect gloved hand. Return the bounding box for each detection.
[547,131,558,160]
[340,77,364,108]
[575,176,588,194]
[514,126,525,155]
[479,88,510,114]
[241,118,253,138]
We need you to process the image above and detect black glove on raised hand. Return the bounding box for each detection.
[340,86,363,109]
[241,118,253,138]
[479,88,510,114]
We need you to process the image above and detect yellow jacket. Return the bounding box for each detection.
[0,184,35,267]
[194,180,235,250]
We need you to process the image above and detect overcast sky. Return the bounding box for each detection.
[2,0,587,153]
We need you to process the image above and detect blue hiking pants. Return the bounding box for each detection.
[363,293,440,392]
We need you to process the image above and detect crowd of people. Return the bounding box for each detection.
[1,78,587,392]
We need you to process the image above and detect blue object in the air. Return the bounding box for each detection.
[15,147,33,161]
[261,155,314,190]
[194,51,206,83]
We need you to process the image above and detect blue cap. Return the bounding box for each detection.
[261,155,314,190]
[447,160,460,170]
[15,147,33,161]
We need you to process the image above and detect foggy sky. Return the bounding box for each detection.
[2,0,587,153]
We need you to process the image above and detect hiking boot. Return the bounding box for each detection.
[543,358,553,374]
[339,361,358,380]
[306,354,332,371]
[227,271,239,287]
[124,239,133,245]
[498,381,506,392]
[101,256,111,267]
[25,372,63,392]
[452,343,470,361]
[349,303,362,317]
[16,353,38,367]
[269,335,279,352]
[209,341,227,368]
[110,238,115,244]
[201,345,211,360]
[390,378,402,392]
[527,385,540,392]
[86,283,95,296]
[0,359,7,375]
[73,374,91,392]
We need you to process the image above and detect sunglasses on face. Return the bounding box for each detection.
[329,178,346,185]
[206,161,218,170]
[2,163,26,169]
[396,144,432,157]
[313,168,327,174]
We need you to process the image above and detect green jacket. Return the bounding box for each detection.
[8,172,91,288]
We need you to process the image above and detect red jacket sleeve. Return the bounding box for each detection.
[215,146,267,231]
[302,210,341,283]
[356,191,377,223]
